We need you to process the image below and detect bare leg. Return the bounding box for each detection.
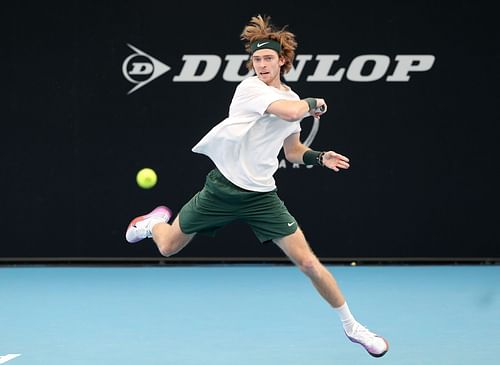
[274,227,389,357]
[273,227,345,308]
[151,215,195,257]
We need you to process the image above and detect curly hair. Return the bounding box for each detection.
[240,15,297,75]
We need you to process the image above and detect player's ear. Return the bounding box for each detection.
[279,56,285,67]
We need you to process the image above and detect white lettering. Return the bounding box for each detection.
[284,55,313,82]
[307,55,345,81]
[128,63,153,75]
[173,55,222,82]
[386,55,436,81]
[347,55,390,82]
[124,44,436,89]
[222,55,253,81]
[278,160,316,169]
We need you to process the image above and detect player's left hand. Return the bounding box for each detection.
[322,151,350,172]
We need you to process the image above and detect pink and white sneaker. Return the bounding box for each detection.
[345,323,389,357]
[125,206,172,243]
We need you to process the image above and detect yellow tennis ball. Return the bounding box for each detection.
[136,168,157,189]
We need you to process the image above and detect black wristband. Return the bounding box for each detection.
[304,98,317,111]
[303,150,324,166]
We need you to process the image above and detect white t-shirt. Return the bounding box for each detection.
[192,76,302,192]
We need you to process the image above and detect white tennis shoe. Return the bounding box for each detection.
[345,322,389,357]
[125,206,172,243]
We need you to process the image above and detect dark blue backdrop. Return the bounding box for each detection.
[3,1,498,260]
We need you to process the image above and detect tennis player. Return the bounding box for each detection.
[126,14,388,357]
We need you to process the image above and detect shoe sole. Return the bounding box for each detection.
[125,206,172,243]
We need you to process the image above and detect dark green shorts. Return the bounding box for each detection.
[179,169,298,242]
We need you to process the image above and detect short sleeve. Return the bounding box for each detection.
[230,78,283,116]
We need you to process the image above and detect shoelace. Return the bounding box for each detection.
[351,323,377,341]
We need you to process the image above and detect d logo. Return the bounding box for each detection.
[122,44,171,94]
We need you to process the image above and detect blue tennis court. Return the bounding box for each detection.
[1,265,498,365]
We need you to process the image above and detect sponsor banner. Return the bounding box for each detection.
[2,2,498,260]
[122,43,435,94]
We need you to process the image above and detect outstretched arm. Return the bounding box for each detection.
[267,98,327,121]
[283,133,350,172]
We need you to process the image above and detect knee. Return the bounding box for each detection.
[154,236,176,257]
[298,257,322,279]
[158,247,174,258]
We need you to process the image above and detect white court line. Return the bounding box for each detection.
[0,354,21,364]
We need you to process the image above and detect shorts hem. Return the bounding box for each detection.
[256,225,298,243]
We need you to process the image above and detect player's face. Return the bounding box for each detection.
[252,49,284,86]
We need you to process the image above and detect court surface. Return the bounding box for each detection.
[1,265,498,365]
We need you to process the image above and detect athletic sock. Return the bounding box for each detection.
[334,302,358,335]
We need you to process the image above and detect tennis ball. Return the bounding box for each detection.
[136,168,157,189]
